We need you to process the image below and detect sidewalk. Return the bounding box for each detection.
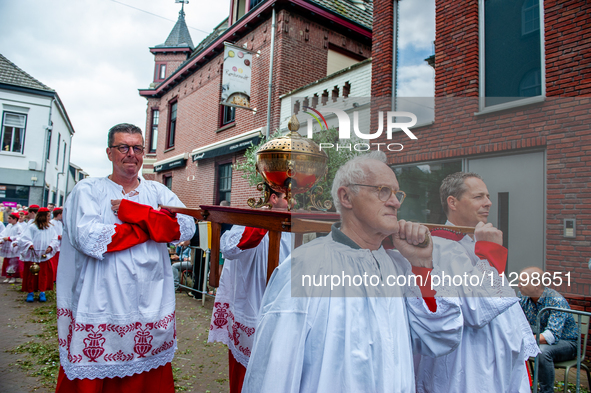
[0,281,229,393]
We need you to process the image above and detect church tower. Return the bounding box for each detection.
[149,2,194,87]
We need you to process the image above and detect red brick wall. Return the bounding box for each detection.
[143,7,370,209]
[370,0,591,295]
[153,52,191,81]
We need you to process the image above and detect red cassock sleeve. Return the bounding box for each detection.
[236,227,269,250]
[382,237,437,313]
[117,199,181,243]
[475,241,508,273]
[106,223,150,253]
[411,266,437,313]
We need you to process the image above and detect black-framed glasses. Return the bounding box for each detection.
[349,184,406,203]
[109,144,145,155]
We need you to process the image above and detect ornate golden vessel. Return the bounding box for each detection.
[248,115,328,210]
[30,262,41,275]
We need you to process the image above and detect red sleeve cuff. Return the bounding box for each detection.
[118,199,181,243]
[237,227,269,250]
[475,241,508,273]
[106,223,150,253]
[411,266,437,313]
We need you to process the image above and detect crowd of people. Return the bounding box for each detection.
[0,123,583,393]
[0,203,63,302]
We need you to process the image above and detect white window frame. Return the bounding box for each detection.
[477,0,546,115]
[1,111,27,154]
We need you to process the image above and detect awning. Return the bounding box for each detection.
[153,153,188,173]
[191,129,262,162]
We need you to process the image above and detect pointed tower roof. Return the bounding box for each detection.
[160,7,194,50]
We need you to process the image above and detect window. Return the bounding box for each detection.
[2,112,27,153]
[521,0,539,36]
[217,163,232,204]
[167,102,177,149]
[221,105,235,126]
[392,161,462,224]
[482,0,542,107]
[56,134,61,165]
[58,194,64,206]
[150,110,159,153]
[231,0,247,24]
[159,64,166,80]
[250,0,264,8]
[163,175,172,190]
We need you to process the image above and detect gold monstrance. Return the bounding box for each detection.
[248,115,329,211]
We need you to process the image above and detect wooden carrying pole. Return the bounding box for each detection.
[162,205,474,286]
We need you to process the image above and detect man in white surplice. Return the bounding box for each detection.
[414,172,539,393]
[56,124,195,393]
[242,152,464,393]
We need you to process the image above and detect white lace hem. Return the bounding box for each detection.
[208,329,251,368]
[80,224,116,260]
[59,344,176,380]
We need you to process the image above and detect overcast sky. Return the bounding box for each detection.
[0,0,434,177]
[0,0,228,177]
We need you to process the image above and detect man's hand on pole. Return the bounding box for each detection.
[392,220,433,268]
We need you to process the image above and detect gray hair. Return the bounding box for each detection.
[107,123,143,147]
[331,151,388,213]
[439,172,483,216]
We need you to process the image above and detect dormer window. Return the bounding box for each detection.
[154,62,167,82]
[230,0,265,25]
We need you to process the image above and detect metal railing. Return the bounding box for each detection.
[533,307,591,393]
[177,246,215,305]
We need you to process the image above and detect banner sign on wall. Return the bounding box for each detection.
[221,43,253,110]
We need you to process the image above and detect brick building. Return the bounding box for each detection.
[139,0,373,208]
[370,0,590,305]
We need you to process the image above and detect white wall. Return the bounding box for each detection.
[279,60,372,134]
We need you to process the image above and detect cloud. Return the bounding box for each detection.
[0,0,228,177]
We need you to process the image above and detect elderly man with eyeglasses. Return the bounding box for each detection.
[55,123,195,393]
[242,151,465,393]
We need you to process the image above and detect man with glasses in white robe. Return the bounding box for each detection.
[55,123,195,393]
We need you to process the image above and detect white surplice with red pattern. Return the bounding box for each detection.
[56,177,195,380]
[208,225,293,367]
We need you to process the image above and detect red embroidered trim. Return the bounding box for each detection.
[57,309,175,363]
[430,228,465,242]
[104,350,134,362]
[151,340,174,356]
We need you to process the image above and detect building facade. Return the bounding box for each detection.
[0,53,75,208]
[370,0,590,300]
[140,0,373,208]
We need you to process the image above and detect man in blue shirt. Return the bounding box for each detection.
[518,266,579,393]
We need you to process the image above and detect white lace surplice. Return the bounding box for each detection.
[0,223,25,258]
[414,223,539,393]
[18,224,59,262]
[208,225,293,367]
[242,233,463,393]
[56,177,194,380]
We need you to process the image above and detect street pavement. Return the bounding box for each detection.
[0,281,229,393]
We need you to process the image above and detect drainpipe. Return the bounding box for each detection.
[265,6,276,139]
[41,97,55,206]
[391,0,399,112]
[63,141,72,202]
